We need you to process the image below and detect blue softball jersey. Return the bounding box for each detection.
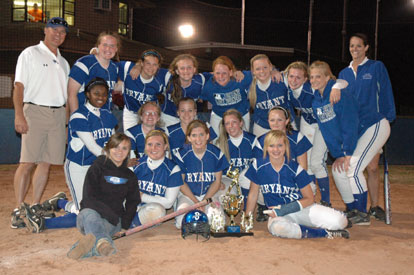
[125,124,164,158]
[245,157,312,207]
[133,156,183,197]
[254,130,312,160]
[66,104,117,165]
[69,55,118,111]
[166,122,218,156]
[173,143,229,197]
[200,71,252,117]
[118,61,167,112]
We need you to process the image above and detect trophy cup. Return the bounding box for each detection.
[211,165,253,237]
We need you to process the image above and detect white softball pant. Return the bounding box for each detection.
[174,192,223,229]
[332,119,390,202]
[300,117,328,178]
[137,203,166,225]
[253,123,270,137]
[64,159,90,212]
[267,204,347,239]
[123,108,138,131]
[161,112,180,129]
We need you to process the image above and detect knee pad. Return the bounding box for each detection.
[138,203,166,225]
[267,217,301,239]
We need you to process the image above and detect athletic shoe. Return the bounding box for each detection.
[96,239,115,256]
[369,206,386,221]
[348,209,371,226]
[41,191,67,212]
[67,234,96,260]
[21,202,45,233]
[256,204,268,222]
[10,207,26,229]
[31,203,55,219]
[326,229,350,239]
[320,200,332,207]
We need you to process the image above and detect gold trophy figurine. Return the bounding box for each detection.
[216,165,253,236]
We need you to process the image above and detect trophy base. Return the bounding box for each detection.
[227,225,240,233]
[211,226,253,238]
[210,231,254,238]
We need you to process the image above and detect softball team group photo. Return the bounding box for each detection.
[6,16,403,270]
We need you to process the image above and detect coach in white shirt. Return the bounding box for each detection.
[11,17,70,229]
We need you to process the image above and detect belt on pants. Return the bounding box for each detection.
[26,102,65,109]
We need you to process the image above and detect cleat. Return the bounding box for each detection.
[369,206,385,221]
[320,200,332,207]
[348,209,371,226]
[31,203,55,219]
[42,191,66,212]
[345,208,356,219]
[67,234,96,260]
[21,202,45,233]
[11,207,26,229]
[256,204,268,222]
[96,239,115,256]
[326,229,350,239]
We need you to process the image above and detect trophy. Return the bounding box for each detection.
[211,165,253,237]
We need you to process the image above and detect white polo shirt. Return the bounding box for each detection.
[14,41,70,106]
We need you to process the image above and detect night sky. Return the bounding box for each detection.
[133,0,414,115]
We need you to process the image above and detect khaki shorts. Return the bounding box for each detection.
[20,103,66,164]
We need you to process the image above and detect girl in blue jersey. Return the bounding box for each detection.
[248,54,293,137]
[160,54,212,127]
[22,78,118,232]
[310,61,390,226]
[244,130,349,239]
[255,106,311,169]
[167,97,217,155]
[201,56,252,135]
[339,33,396,221]
[119,49,167,130]
[284,61,347,206]
[173,120,229,229]
[130,130,183,227]
[125,101,163,160]
[68,31,121,113]
[216,109,257,208]
[254,106,312,221]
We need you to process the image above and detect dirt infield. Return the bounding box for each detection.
[1,164,413,275]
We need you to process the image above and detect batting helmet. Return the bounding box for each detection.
[181,210,210,240]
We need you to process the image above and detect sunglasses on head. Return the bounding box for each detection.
[49,18,68,28]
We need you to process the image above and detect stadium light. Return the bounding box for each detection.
[178,24,194,39]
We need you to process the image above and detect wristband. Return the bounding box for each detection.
[273,201,302,217]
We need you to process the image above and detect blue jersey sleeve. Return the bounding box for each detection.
[156,68,169,87]
[295,163,313,189]
[375,61,396,122]
[244,160,258,184]
[118,61,133,82]
[337,91,359,156]
[292,132,312,157]
[70,115,90,132]
[167,163,184,188]
[216,151,230,172]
